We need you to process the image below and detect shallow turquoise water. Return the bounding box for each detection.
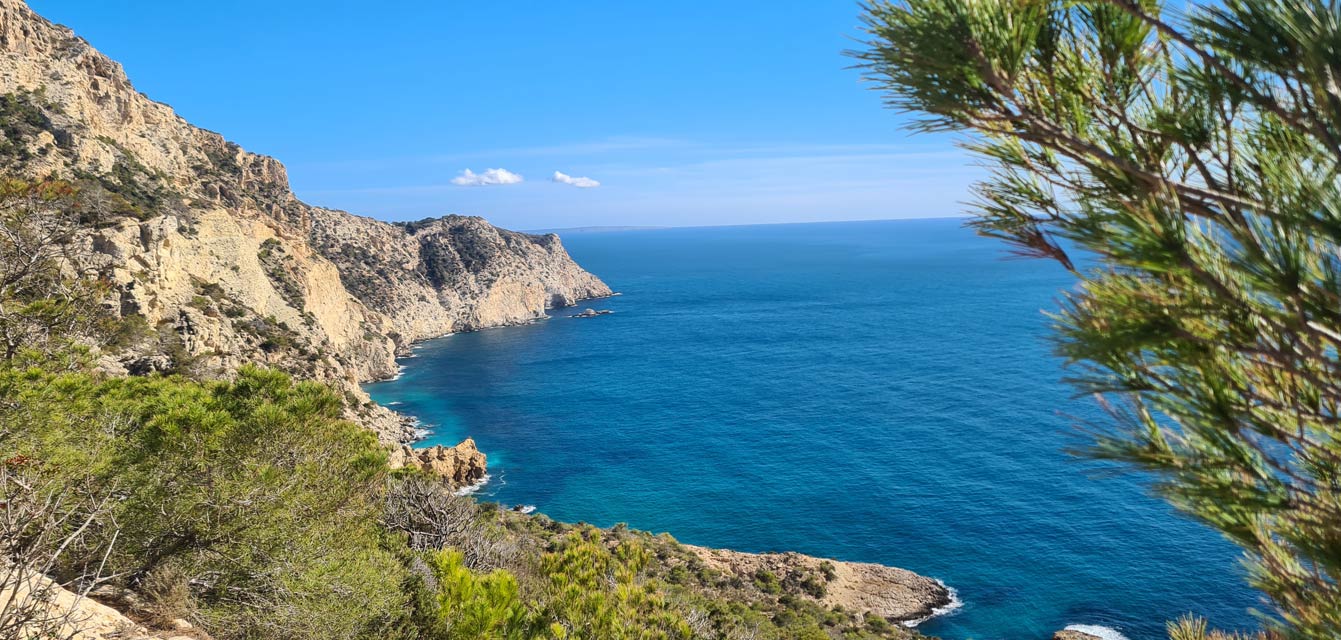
[366,219,1261,639]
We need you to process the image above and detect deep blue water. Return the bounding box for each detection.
[366,219,1261,640]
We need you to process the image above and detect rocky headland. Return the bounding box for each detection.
[687,545,956,625]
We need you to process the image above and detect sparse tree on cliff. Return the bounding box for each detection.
[854,1,1341,637]
[0,178,106,363]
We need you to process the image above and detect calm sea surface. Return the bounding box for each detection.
[366,219,1261,640]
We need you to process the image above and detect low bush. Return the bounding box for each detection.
[1,367,407,639]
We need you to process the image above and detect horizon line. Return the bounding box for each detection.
[521,214,970,235]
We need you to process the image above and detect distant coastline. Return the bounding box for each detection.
[524,217,971,235]
[525,225,672,234]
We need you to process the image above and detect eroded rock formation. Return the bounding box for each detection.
[388,437,489,491]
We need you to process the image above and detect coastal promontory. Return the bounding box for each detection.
[687,545,954,625]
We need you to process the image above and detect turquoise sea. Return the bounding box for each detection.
[366,218,1261,640]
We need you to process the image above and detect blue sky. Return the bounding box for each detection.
[30,0,978,229]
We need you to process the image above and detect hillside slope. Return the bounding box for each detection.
[0,0,609,439]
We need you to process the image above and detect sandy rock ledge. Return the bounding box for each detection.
[0,572,202,640]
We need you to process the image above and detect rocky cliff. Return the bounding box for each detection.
[0,0,610,441]
[308,211,610,345]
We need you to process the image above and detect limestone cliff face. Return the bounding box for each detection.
[0,0,609,441]
[308,210,611,345]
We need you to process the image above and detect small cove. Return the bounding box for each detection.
[367,218,1261,640]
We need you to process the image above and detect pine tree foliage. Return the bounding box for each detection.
[426,550,530,639]
[538,533,692,640]
[1,367,406,639]
[853,1,1341,637]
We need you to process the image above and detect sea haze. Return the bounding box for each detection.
[365,218,1260,640]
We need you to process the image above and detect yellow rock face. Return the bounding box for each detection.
[389,437,490,491]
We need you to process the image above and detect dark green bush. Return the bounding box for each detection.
[1,367,407,640]
[752,568,782,595]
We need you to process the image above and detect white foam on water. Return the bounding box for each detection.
[399,418,429,443]
[514,505,536,515]
[902,580,963,627]
[388,401,403,406]
[453,474,491,497]
[1064,624,1130,640]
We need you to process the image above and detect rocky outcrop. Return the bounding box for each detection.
[308,210,611,345]
[0,0,609,441]
[388,438,489,490]
[686,545,955,624]
[1054,631,1104,640]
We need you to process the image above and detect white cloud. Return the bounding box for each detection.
[451,168,524,186]
[552,171,601,188]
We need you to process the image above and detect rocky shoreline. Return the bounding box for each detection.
[373,302,961,628]
[381,379,959,629]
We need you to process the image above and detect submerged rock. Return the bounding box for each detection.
[570,308,613,318]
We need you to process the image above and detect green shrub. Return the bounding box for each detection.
[539,531,692,639]
[0,367,407,640]
[797,574,826,599]
[818,561,836,582]
[425,550,530,639]
[0,90,67,165]
[752,569,781,595]
[105,313,153,351]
